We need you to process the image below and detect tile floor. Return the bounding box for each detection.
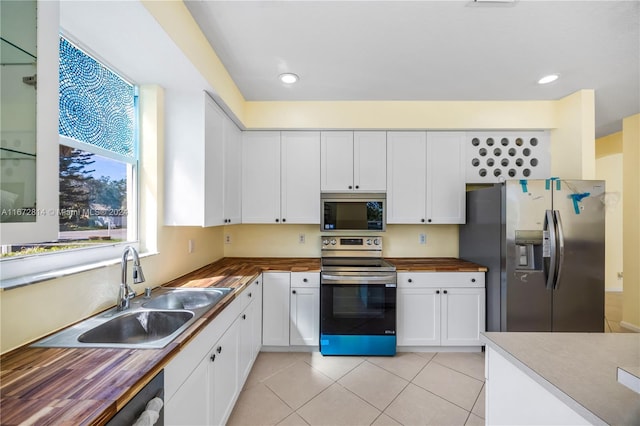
[228,351,486,426]
[229,291,629,426]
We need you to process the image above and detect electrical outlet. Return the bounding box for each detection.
[298,233,306,244]
[225,234,232,244]
[419,233,426,245]
[188,239,195,253]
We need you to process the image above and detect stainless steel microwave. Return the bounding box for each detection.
[321,193,386,231]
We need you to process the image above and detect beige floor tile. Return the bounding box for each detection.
[414,351,438,361]
[367,352,430,381]
[338,361,409,410]
[385,383,470,426]
[412,362,483,411]
[471,384,485,419]
[371,413,402,426]
[228,383,293,426]
[297,383,381,426]
[264,361,334,410]
[277,412,310,425]
[432,352,485,381]
[303,352,366,380]
[244,352,308,390]
[465,413,485,426]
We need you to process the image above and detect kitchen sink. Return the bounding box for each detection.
[77,310,194,345]
[142,288,231,310]
[31,287,233,349]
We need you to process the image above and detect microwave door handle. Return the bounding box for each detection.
[553,210,565,290]
[544,209,557,291]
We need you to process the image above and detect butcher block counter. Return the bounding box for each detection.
[387,257,488,272]
[0,256,484,425]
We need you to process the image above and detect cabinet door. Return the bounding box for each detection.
[251,276,263,358]
[211,321,240,426]
[354,131,386,191]
[290,287,319,346]
[426,132,466,224]
[223,117,242,224]
[441,288,485,346]
[204,95,225,227]
[281,131,320,224]
[321,131,354,191]
[164,356,210,425]
[242,131,281,223]
[262,272,291,346]
[238,303,254,383]
[397,287,440,346]
[387,132,427,224]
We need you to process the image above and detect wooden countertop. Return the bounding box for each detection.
[387,257,488,272]
[0,256,483,425]
[482,332,640,425]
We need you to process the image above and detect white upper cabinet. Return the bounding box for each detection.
[223,118,242,225]
[242,131,281,224]
[387,131,427,224]
[165,91,238,227]
[387,131,465,224]
[281,131,320,224]
[426,132,466,224]
[242,131,320,224]
[321,131,386,192]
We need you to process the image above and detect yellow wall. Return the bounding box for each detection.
[0,86,225,354]
[222,224,458,258]
[551,90,596,179]
[596,132,623,291]
[622,114,640,330]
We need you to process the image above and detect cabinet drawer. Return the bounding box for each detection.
[397,272,484,288]
[239,277,261,311]
[291,272,319,287]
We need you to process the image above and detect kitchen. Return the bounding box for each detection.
[1,1,639,425]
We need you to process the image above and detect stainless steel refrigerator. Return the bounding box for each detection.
[460,180,605,332]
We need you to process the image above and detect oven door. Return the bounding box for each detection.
[320,272,396,356]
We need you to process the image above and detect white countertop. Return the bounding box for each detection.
[482,332,640,425]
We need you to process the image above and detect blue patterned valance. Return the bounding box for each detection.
[58,37,135,158]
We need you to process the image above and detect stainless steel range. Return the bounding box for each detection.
[320,236,397,356]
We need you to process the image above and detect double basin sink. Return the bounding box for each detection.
[32,287,232,349]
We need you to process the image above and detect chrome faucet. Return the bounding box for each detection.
[117,246,146,311]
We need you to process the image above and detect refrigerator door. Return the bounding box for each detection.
[551,180,605,332]
[505,180,552,331]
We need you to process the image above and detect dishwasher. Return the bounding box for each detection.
[107,370,164,426]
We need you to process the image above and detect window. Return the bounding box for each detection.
[1,36,138,262]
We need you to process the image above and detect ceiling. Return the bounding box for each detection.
[185,0,639,138]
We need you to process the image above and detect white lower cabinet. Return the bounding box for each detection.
[397,272,485,347]
[263,272,319,347]
[290,273,320,346]
[164,282,261,425]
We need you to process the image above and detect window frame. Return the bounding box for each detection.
[0,31,142,289]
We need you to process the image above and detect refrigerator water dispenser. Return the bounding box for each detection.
[514,230,543,271]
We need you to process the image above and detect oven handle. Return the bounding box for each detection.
[321,274,397,285]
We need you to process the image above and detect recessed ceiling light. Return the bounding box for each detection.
[538,74,559,85]
[279,73,299,84]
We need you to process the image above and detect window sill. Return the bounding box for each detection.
[0,250,158,291]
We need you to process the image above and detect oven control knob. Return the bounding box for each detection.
[366,239,372,245]
[330,239,337,245]
[373,238,380,245]
[322,239,329,246]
